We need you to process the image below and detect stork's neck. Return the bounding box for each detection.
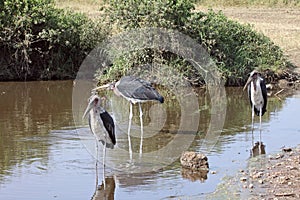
[94,106,105,114]
[252,78,262,92]
[113,81,122,96]
[253,79,257,91]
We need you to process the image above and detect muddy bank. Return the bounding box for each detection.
[241,146,300,199]
[208,146,300,200]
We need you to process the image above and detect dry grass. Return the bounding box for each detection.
[197,6,300,70]
[54,0,103,18]
[196,0,300,7]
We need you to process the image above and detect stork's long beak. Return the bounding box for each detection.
[92,83,111,92]
[243,76,253,91]
[82,101,94,119]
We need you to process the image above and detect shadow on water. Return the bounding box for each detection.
[0,81,299,199]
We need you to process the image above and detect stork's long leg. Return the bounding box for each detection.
[127,102,133,161]
[259,107,262,155]
[251,105,255,146]
[95,140,99,190]
[250,105,255,157]
[103,141,106,189]
[138,102,144,158]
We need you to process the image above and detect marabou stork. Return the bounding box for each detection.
[243,70,267,155]
[93,76,164,160]
[83,94,116,188]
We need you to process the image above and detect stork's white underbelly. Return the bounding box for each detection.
[250,82,264,108]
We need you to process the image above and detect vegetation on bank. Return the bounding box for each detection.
[0,0,296,85]
[98,0,294,86]
[0,0,108,81]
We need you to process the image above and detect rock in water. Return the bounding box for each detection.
[180,151,209,170]
[181,167,208,182]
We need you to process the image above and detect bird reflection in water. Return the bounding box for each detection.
[251,141,266,157]
[91,176,116,200]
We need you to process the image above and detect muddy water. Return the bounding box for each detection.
[0,81,299,200]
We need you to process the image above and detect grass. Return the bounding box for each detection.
[196,0,300,7]
[54,0,103,17]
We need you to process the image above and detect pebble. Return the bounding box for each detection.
[275,154,284,159]
[252,171,264,179]
[282,147,292,152]
[240,177,247,182]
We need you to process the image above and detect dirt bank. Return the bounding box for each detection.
[241,146,300,199]
[207,146,300,200]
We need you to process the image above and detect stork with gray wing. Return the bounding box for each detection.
[94,76,164,161]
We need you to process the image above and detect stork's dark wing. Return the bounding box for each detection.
[100,111,116,145]
[117,76,164,103]
[260,78,267,116]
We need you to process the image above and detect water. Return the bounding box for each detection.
[0,81,300,200]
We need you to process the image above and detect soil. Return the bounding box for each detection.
[199,7,300,199]
[240,147,300,200]
[206,147,300,200]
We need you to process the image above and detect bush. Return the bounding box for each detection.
[105,0,195,31]
[184,10,290,85]
[1,0,293,84]
[99,0,292,86]
[0,0,108,81]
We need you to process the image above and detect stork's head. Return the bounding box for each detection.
[243,70,261,91]
[82,94,101,119]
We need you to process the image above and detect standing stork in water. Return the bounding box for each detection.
[83,94,116,188]
[93,76,164,160]
[243,70,267,155]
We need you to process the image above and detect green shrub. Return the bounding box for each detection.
[1,0,293,84]
[105,0,195,31]
[99,0,291,86]
[0,0,108,81]
[184,10,290,85]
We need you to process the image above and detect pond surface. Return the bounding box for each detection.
[0,81,300,200]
